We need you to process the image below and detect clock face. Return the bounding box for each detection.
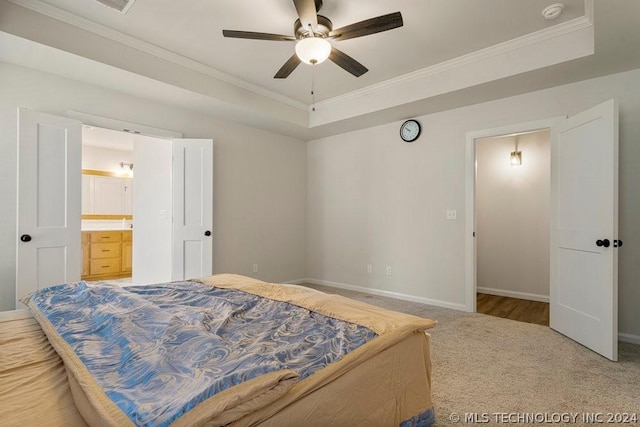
[400,120,421,142]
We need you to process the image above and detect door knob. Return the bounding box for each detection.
[20,234,32,242]
[614,239,623,248]
[596,239,610,248]
[204,230,212,236]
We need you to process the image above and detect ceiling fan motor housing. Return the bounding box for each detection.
[295,15,333,39]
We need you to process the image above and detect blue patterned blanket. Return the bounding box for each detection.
[26,281,377,426]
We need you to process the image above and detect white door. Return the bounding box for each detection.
[125,178,133,215]
[550,99,619,361]
[172,139,213,281]
[16,109,82,304]
[132,135,173,284]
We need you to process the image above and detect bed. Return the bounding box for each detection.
[0,274,436,426]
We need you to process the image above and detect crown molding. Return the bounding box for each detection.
[7,0,308,112]
[314,7,594,111]
[584,0,594,22]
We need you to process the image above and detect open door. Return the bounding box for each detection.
[550,99,619,361]
[172,139,213,281]
[132,134,173,285]
[16,109,82,304]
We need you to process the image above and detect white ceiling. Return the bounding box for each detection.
[1,0,639,139]
[33,0,585,104]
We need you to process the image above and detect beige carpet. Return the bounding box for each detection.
[303,283,640,426]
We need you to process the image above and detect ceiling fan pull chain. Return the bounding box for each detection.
[311,62,316,112]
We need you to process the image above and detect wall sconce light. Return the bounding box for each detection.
[510,151,522,166]
[510,137,522,166]
[119,162,134,177]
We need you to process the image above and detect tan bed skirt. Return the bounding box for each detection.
[238,330,432,426]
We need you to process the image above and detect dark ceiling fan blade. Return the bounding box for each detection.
[329,47,368,77]
[293,0,319,32]
[329,11,403,41]
[222,30,296,42]
[274,54,302,79]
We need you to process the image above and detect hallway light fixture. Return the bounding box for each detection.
[510,137,522,166]
[510,151,522,166]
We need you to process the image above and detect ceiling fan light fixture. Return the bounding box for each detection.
[295,37,331,65]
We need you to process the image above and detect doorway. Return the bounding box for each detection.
[464,100,619,361]
[81,125,173,285]
[464,117,560,315]
[16,109,214,308]
[474,130,550,326]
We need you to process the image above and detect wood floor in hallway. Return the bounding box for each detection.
[477,293,549,326]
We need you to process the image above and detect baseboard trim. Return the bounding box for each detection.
[296,278,467,311]
[283,278,307,285]
[619,332,640,345]
[477,287,549,303]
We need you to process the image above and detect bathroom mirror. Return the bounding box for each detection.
[82,170,133,219]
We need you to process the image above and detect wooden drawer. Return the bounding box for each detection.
[91,231,122,243]
[91,242,121,259]
[122,241,132,272]
[81,230,132,280]
[90,258,121,276]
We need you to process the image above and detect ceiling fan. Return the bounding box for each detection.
[222,0,403,79]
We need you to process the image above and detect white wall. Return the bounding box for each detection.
[0,61,307,310]
[307,67,640,338]
[132,135,172,285]
[82,145,133,173]
[476,131,550,301]
[3,60,639,340]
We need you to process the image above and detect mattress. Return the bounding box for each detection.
[3,274,436,426]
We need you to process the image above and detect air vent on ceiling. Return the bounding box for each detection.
[93,0,136,14]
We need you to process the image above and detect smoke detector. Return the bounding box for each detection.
[93,0,136,14]
[542,3,565,20]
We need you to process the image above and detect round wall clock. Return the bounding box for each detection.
[400,119,421,142]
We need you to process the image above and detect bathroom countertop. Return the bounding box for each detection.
[81,228,133,232]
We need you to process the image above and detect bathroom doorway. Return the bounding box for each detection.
[81,126,173,285]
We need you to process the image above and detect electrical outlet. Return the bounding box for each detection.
[386,266,393,276]
[367,264,372,274]
[252,264,258,273]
